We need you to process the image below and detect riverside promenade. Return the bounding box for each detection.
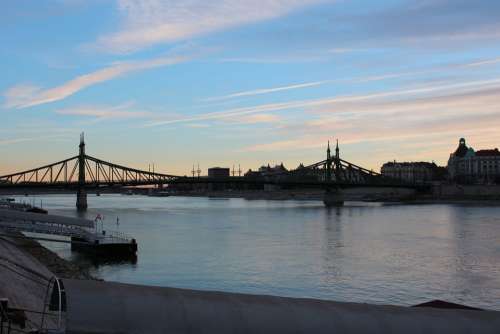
[62,279,500,334]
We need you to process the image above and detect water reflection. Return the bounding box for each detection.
[321,207,345,285]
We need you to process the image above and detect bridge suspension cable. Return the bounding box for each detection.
[0,156,79,185]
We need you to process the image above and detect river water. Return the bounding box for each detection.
[13,194,500,310]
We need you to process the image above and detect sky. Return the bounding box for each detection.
[1,0,500,176]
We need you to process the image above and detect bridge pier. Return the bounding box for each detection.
[323,188,344,207]
[76,187,88,211]
[76,133,88,210]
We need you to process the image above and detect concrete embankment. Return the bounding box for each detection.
[0,233,59,331]
[63,279,500,334]
[0,232,94,331]
[1,232,93,279]
[432,184,500,200]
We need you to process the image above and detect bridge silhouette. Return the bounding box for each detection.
[0,134,423,209]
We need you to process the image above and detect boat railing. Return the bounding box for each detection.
[90,229,134,244]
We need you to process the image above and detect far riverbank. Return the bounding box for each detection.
[170,190,500,205]
[3,184,500,204]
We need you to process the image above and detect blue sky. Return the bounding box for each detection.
[1,0,500,175]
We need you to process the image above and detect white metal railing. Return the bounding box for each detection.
[86,228,134,244]
[0,209,94,228]
[0,219,93,240]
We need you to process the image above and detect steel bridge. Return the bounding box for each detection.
[0,135,423,209]
[0,134,178,188]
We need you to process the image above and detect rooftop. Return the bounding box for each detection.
[383,161,437,167]
[475,149,500,157]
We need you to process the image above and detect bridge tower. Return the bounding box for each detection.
[326,141,332,181]
[323,140,344,206]
[76,133,88,210]
[334,139,342,181]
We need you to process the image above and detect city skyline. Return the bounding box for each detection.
[2,1,500,175]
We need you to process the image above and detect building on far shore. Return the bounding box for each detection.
[447,138,500,184]
[258,163,288,177]
[381,161,444,183]
[208,167,230,178]
[244,164,288,179]
[206,167,230,192]
[242,163,289,191]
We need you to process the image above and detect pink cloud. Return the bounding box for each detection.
[3,54,189,109]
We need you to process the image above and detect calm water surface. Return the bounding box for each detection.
[15,194,500,310]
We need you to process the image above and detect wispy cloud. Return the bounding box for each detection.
[241,81,500,168]
[204,81,328,102]
[146,77,500,128]
[3,54,190,109]
[463,57,500,68]
[323,0,500,48]
[185,123,210,128]
[93,0,325,53]
[54,102,152,120]
[227,113,281,124]
[327,48,370,54]
[218,54,327,64]
[0,133,72,146]
[242,136,325,153]
[3,84,42,109]
[207,55,500,102]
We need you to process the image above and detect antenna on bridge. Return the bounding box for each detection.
[197,163,201,178]
[238,164,241,177]
[79,132,85,156]
[232,165,235,177]
[335,139,340,159]
[192,165,196,178]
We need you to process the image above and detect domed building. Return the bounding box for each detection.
[447,138,500,183]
